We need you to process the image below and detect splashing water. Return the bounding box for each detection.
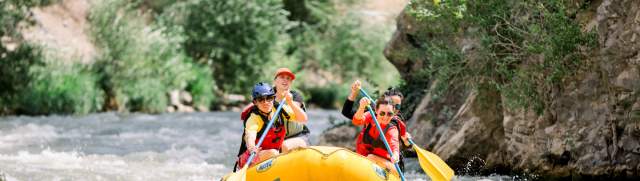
[0,111,517,180]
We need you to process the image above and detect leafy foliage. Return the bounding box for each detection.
[161,0,291,94]
[0,0,58,114]
[3,0,401,114]
[90,0,216,112]
[404,0,598,114]
[17,61,104,115]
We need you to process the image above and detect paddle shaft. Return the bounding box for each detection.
[244,99,287,168]
[360,89,406,181]
[359,89,376,108]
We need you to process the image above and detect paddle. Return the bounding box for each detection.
[359,89,455,181]
[408,139,455,181]
[359,89,406,181]
[225,99,287,181]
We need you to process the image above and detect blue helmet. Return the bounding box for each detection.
[252,82,275,100]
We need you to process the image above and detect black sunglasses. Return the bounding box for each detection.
[378,111,394,117]
[255,96,275,103]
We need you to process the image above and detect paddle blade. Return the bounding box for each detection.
[413,145,455,181]
[223,166,247,181]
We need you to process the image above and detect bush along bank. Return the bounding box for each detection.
[1,0,399,115]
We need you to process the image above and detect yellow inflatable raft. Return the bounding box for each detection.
[222,146,401,181]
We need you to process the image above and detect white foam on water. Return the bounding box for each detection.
[116,131,156,142]
[0,172,20,181]
[0,124,58,149]
[0,111,515,180]
[163,145,209,164]
[0,149,227,180]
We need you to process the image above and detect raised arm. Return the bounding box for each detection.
[348,80,361,101]
[341,99,356,119]
[352,97,370,126]
[342,80,361,119]
[284,92,307,123]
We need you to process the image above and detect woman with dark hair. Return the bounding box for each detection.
[341,81,412,171]
[352,97,400,175]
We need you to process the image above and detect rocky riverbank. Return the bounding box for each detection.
[321,0,640,179]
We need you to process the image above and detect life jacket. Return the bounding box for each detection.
[240,103,254,121]
[356,118,400,161]
[354,113,408,172]
[240,100,309,138]
[394,115,407,138]
[236,104,290,157]
[392,115,407,172]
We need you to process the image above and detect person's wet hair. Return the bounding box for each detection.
[375,97,393,109]
[383,87,403,98]
[381,87,403,112]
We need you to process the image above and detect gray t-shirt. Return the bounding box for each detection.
[274,89,308,137]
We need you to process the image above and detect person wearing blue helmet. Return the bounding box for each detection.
[240,68,309,154]
[234,82,308,170]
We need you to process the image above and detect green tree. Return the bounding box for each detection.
[162,0,291,94]
[0,0,55,113]
[404,0,597,114]
[17,62,104,115]
[90,0,216,112]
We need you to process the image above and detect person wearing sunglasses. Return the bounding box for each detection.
[342,82,412,172]
[239,68,309,154]
[341,81,406,128]
[352,97,401,175]
[381,88,412,148]
[380,90,413,173]
[234,82,308,170]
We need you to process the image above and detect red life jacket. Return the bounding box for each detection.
[356,119,399,161]
[241,102,310,139]
[236,104,290,156]
[394,115,407,138]
[240,103,254,121]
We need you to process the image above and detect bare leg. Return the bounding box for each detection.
[366,154,398,176]
[281,137,308,153]
[250,149,279,167]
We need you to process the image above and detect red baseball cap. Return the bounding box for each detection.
[274,68,296,80]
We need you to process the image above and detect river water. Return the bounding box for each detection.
[0,111,517,181]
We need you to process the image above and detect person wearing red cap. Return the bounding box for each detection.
[272,68,310,153]
[239,68,309,153]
